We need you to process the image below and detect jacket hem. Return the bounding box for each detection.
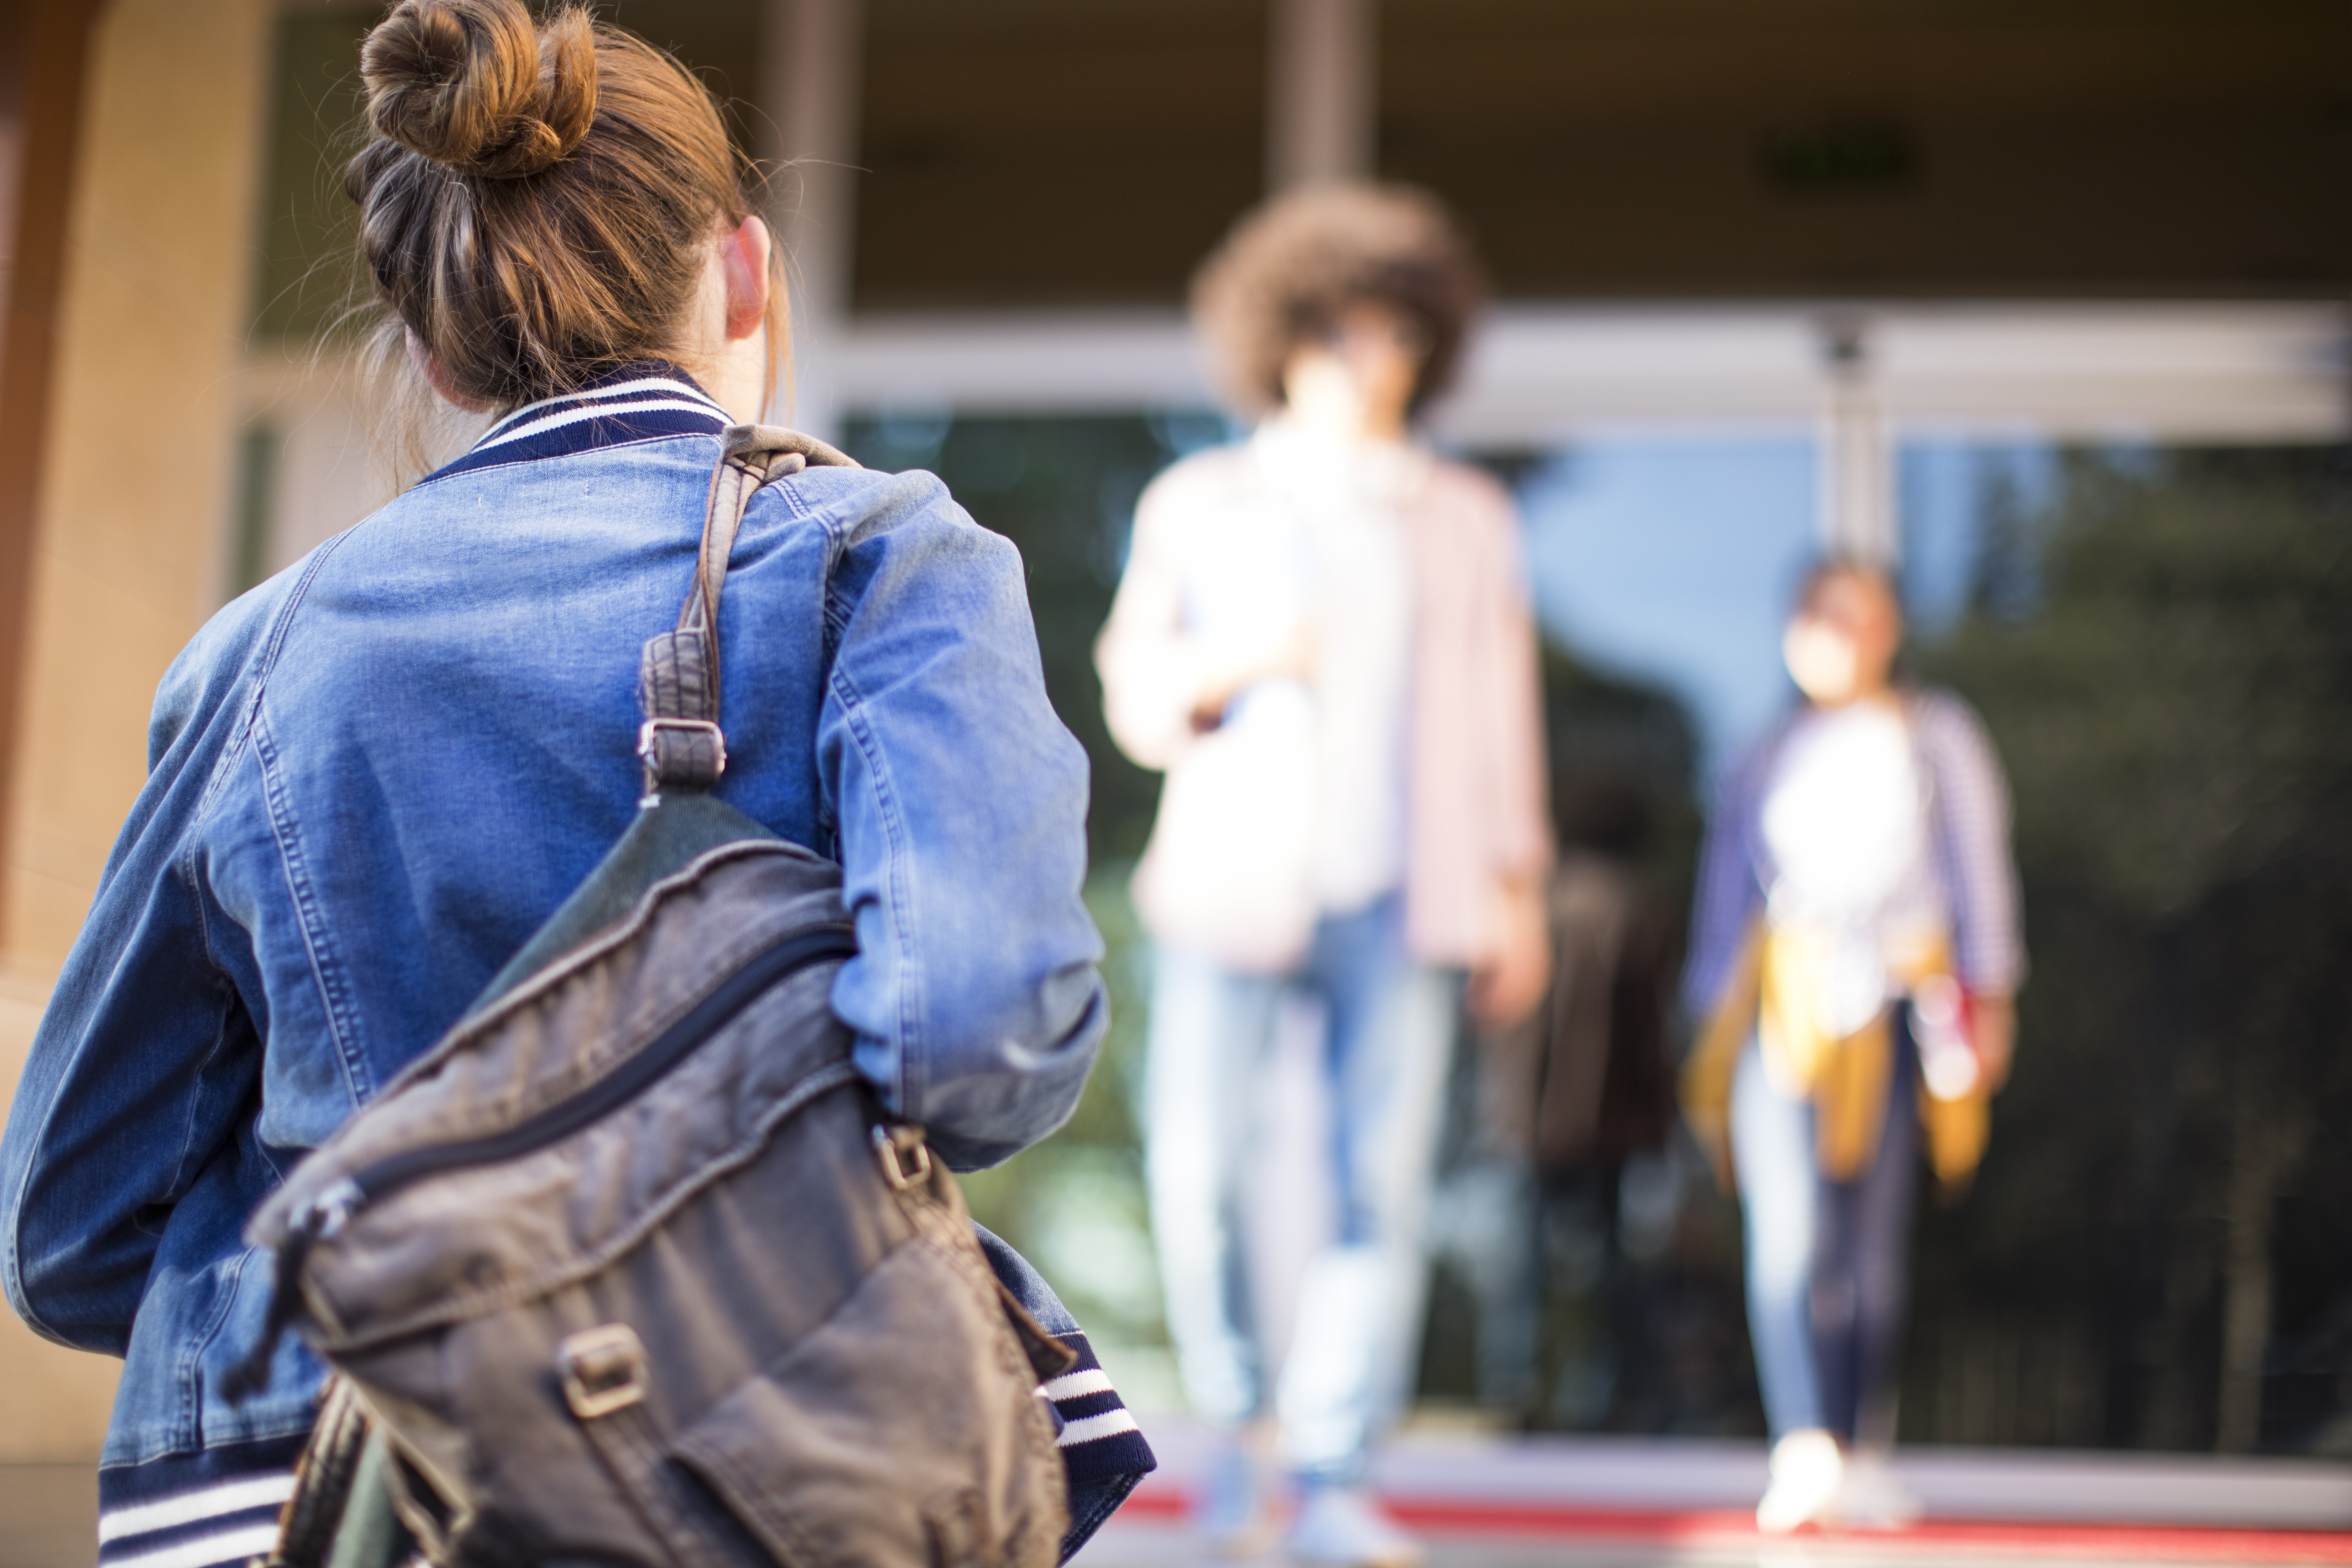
[97,1433,307,1568]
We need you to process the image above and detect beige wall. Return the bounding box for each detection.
[0,0,271,1464]
[243,345,402,580]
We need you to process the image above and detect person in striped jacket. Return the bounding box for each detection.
[1682,558,2025,1533]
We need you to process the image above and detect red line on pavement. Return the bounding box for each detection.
[1114,1488,2352,1563]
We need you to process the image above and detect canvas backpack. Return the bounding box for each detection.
[234,425,1074,1568]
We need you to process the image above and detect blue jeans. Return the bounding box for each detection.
[1146,895,1457,1482]
[1730,1010,1921,1445]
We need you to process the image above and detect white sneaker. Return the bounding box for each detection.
[1833,1450,1923,1531]
[1286,1484,1424,1568]
[1756,1429,1844,1534]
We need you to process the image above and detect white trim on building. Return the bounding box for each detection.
[837,301,2350,447]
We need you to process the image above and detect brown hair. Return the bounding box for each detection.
[1189,183,1485,421]
[348,0,783,457]
[1794,555,1905,624]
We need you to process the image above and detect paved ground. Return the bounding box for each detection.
[1074,1421,2352,1568]
[6,1426,2347,1568]
[1076,1525,2352,1568]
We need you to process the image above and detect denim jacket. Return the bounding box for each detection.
[0,368,1124,1536]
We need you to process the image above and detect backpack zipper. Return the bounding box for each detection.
[325,918,860,1224]
[224,917,858,1400]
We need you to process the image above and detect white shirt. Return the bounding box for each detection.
[1250,419,1418,913]
[1759,699,1948,1035]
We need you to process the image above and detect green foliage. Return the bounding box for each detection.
[1907,445,2352,1453]
[1937,449,2352,915]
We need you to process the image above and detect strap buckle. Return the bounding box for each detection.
[872,1125,933,1192]
[638,718,727,775]
[557,1323,648,1420]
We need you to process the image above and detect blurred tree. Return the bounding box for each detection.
[1908,445,2352,1454]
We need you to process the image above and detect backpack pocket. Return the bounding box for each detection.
[672,1232,1067,1568]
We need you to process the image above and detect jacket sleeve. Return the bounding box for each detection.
[1682,743,1769,1022]
[1093,467,1213,772]
[1918,690,2027,995]
[0,601,271,1354]
[816,473,1109,1171]
[1472,481,1554,892]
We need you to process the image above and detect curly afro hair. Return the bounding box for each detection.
[1190,183,1486,421]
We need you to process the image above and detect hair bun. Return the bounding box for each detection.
[362,0,595,180]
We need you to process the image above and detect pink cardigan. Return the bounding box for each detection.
[1096,437,1552,969]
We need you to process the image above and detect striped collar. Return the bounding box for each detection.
[426,361,732,484]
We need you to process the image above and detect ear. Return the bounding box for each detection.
[721,215,771,343]
[405,328,495,414]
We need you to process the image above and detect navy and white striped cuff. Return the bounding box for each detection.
[1045,1331,1157,1486]
[97,1436,305,1568]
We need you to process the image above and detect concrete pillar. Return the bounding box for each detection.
[0,0,100,943]
[1816,317,1899,563]
[0,0,273,1462]
[1266,0,1376,192]
[760,0,864,443]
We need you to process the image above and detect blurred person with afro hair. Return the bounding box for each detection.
[1097,185,1553,1567]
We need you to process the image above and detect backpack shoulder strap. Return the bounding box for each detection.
[637,424,857,803]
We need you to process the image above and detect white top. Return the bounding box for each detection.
[1759,699,1948,1036]
[1247,418,1418,913]
[1102,428,1551,972]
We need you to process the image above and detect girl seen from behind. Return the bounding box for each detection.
[0,4,1148,1563]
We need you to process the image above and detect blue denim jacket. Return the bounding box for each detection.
[0,369,1113,1507]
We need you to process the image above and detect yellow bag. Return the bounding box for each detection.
[1681,921,1990,1190]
